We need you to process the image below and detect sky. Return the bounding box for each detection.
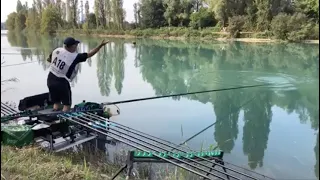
[1,0,138,23]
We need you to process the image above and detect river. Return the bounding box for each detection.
[1,30,319,179]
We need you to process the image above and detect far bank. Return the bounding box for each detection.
[56,28,320,44]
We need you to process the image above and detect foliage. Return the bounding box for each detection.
[270,13,291,40]
[40,5,62,34]
[4,0,320,41]
[14,12,26,32]
[86,13,97,29]
[189,8,216,29]
[139,0,167,28]
[295,0,319,20]
[6,12,17,31]
[271,12,316,41]
[25,3,41,33]
[227,15,247,38]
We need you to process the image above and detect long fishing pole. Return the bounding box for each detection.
[1,82,285,121]
[1,61,39,67]
[104,83,278,105]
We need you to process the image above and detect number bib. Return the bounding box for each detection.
[49,47,78,81]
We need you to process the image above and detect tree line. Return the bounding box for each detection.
[5,0,319,41]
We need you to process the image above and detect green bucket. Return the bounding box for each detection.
[1,124,34,147]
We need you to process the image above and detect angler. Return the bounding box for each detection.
[46,37,109,112]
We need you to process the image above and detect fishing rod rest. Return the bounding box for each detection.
[111,150,230,180]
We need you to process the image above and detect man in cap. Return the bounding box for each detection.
[46,37,108,112]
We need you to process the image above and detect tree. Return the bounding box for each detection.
[255,0,272,31]
[111,0,125,30]
[193,0,203,12]
[295,0,319,21]
[133,3,139,25]
[26,1,41,32]
[98,0,106,27]
[85,0,89,21]
[14,12,26,32]
[56,0,62,17]
[94,0,100,27]
[163,0,180,26]
[177,0,194,26]
[105,0,112,28]
[40,5,62,34]
[271,12,315,41]
[70,0,79,27]
[16,0,23,12]
[139,0,166,28]
[206,0,229,27]
[36,0,43,18]
[190,7,216,29]
[87,13,97,28]
[61,2,67,21]
[6,12,17,31]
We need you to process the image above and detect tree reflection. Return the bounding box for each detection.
[315,132,319,179]
[242,89,273,169]
[94,40,127,96]
[96,43,113,96]
[6,32,80,81]
[212,90,241,153]
[136,40,318,171]
[86,39,99,67]
[5,33,319,176]
[7,31,31,61]
[113,41,126,94]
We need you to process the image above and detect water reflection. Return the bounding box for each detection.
[133,39,319,177]
[242,89,273,169]
[315,132,319,179]
[5,32,319,179]
[133,41,317,178]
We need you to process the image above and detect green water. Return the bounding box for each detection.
[1,31,319,179]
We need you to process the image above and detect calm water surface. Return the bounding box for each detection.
[1,31,319,179]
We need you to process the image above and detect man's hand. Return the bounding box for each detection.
[88,40,109,58]
[100,40,109,47]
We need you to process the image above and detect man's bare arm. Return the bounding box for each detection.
[87,40,109,58]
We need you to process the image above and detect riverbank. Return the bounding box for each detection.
[1,145,119,180]
[0,145,189,180]
[56,28,319,44]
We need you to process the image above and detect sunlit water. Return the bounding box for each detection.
[1,30,319,179]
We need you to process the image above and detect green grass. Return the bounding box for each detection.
[1,145,120,180]
[0,123,221,180]
[0,144,201,180]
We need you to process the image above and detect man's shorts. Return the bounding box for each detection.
[47,73,72,106]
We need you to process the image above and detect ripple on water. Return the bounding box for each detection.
[255,72,317,91]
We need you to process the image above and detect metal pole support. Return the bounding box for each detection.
[111,151,134,180]
[205,152,229,180]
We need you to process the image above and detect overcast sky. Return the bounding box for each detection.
[1,0,138,23]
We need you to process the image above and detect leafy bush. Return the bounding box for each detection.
[228,16,247,38]
[312,24,319,39]
[189,8,216,29]
[287,13,314,41]
[270,13,290,40]
[271,12,317,41]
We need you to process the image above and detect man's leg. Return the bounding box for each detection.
[61,82,72,112]
[48,85,62,111]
